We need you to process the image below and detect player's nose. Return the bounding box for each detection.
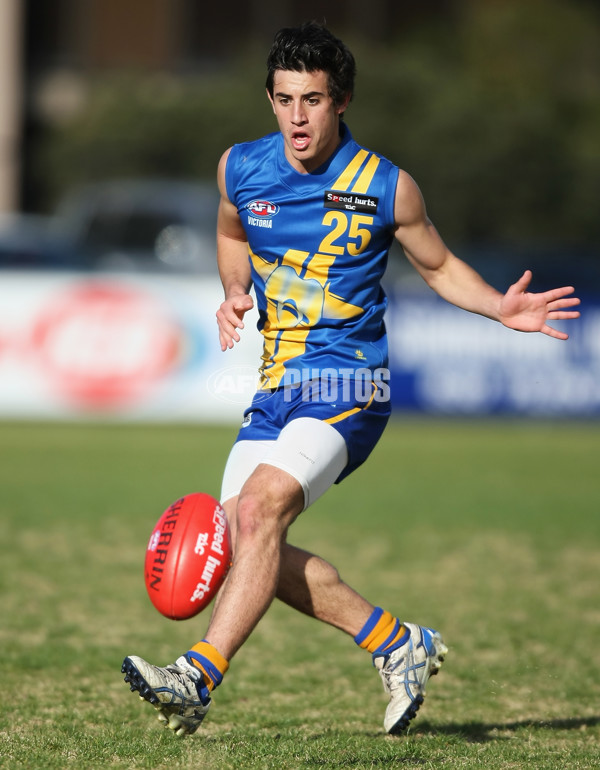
[291,102,307,124]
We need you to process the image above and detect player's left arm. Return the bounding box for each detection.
[392,170,581,340]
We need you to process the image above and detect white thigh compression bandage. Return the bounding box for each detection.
[220,417,348,511]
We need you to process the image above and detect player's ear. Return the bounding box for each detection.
[266,88,276,114]
[336,92,351,116]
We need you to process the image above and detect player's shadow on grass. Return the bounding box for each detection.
[418,715,600,743]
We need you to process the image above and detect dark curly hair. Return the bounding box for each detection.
[266,22,356,110]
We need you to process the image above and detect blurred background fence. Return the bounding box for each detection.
[0,0,598,420]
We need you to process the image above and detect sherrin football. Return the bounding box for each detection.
[144,493,232,620]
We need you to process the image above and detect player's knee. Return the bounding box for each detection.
[235,482,298,542]
[234,487,276,538]
[235,466,303,539]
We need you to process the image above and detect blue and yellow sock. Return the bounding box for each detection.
[186,640,229,692]
[354,607,409,656]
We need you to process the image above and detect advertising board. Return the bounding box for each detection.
[0,273,596,420]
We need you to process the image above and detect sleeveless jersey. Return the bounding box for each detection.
[225,124,399,389]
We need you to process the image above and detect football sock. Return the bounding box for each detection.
[186,640,229,692]
[354,607,409,655]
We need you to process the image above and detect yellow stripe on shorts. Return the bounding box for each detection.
[324,383,377,425]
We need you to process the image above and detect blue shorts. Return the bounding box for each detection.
[233,377,391,483]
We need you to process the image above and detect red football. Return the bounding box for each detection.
[144,493,232,620]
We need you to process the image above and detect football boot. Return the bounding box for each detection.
[373,622,447,734]
[122,654,210,735]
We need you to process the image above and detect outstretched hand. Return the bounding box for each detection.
[216,293,255,351]
[499,270,581,340]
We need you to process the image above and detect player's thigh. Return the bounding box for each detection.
[221,417,348,512]
[220,438,274,506]
[220,464,304,547]
[261,416,347,510]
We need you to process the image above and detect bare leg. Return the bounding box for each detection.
[204,463,304,659]
[276,543,374,636]
[210,478,374,657]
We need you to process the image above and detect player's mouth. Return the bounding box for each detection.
[291,131,311,151]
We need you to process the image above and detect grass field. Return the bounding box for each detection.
[1,418,598,769]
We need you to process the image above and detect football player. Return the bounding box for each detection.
[122,22,580,736]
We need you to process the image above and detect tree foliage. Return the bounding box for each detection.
[34,1,600,248]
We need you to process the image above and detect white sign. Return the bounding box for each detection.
[0,271,262,421]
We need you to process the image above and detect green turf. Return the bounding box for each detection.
[1,419,598,769]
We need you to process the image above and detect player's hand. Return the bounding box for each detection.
[216,294,254,350]
[499,270,581,340]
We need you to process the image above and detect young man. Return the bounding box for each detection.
[121,23,580,736]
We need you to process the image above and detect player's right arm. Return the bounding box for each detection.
[216,147,255,351]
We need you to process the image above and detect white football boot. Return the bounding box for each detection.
[122,654,210,735]
[373,622,447,734]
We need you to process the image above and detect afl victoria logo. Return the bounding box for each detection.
[247,200,279,218]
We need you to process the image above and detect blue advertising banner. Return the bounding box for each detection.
[386,290,599,416]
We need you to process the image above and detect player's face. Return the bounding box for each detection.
[267,69,349,174]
